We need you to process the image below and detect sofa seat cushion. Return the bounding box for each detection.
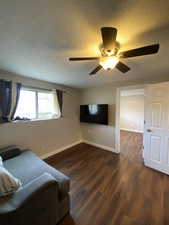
[3,150,69,200]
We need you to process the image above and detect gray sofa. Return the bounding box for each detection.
[0,146,70,225]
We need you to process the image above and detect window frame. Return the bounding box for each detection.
[15,86,60,121]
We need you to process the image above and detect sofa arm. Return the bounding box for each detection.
[0,173,58,214]
[0,146,22,161]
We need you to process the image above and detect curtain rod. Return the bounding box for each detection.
[22,85,66,93]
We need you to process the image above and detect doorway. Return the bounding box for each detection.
[115,86,145,158]
[116,82,169,175]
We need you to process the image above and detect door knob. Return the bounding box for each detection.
[147,129,152,132]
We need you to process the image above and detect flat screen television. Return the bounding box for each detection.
[80,104,108,125]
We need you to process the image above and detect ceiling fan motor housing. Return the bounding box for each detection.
[100,41,120,56]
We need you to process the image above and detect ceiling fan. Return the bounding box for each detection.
[69,27,160,75]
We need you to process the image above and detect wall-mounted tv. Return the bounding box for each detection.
[80,104,108,125]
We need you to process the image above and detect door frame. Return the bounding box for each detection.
[115,84,146,153]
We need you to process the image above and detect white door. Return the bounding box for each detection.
[144,82,169,175]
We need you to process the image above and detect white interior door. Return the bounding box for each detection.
[144,82,169,175]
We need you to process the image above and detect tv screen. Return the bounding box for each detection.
[80,104,108,125]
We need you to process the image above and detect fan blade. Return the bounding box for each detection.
[101,27,117,50]
[89,65,102,75]
[116,61,130,73]
[69,57,98,61]
[121,44,159,58]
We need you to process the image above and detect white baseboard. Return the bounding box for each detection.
[120,128,143,133]
[40,140,82,160]
[82,140,118,153]
[41,139,118,160]
[144,159,169,176]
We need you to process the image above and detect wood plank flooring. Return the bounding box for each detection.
[46,131,169,225]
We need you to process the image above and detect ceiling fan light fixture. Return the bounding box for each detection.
[100,56,119,70]
[106,49,115,56]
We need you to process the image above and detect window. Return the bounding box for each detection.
[15,88,60,120]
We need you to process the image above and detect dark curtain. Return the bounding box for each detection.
[0,80,12,123]
[11,82,22,120]
[56,89,63,117]
[0,79,22,123]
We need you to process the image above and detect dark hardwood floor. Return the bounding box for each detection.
[46,131,169,225]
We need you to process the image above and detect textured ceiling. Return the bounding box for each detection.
[0,0,169,88]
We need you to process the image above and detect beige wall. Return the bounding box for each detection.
[0,70,81,158]
[80,85,116,150]
[80,84,147,150]
[0,70,165,156]
[120,95,144,132]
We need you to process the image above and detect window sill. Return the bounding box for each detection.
[12,116,61,123]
